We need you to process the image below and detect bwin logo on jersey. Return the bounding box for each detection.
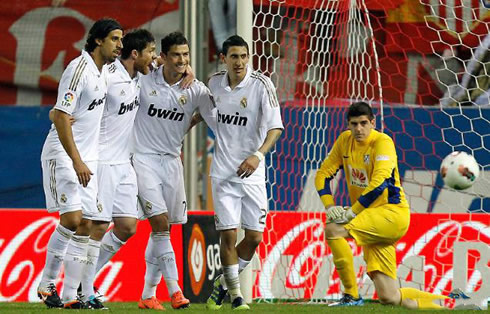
[118,97,139,115]
[217,110,248,126]
[147,104,184,121]
[88,94,106,110]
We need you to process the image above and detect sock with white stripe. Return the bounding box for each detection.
[81,239,101,299]
[141,235,162,300]
[62,235,89,302]
[96,230,126,273]
[39,224,74,289]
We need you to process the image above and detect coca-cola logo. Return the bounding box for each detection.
[0,215,124,302]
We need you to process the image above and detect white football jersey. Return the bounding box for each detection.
[132,66,215,156]
[208,65,283,184]
[99,59,140,164]
[41,50,107,162]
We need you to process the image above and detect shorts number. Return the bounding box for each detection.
[182,200,187,215]
[259,208,267,225]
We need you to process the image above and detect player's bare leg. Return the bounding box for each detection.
[371,271,449,309]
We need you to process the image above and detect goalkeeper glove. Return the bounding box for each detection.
[326,205,345,222]
[327,206,356,224]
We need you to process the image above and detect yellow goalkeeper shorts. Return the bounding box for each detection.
[344,204,410,279]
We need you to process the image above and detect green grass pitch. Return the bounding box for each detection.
[0,302,482,313]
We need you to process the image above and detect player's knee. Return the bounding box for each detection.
[115,222,137,240]
[324,223,343,239]
[244,233,262,248]
[377,291,399,305]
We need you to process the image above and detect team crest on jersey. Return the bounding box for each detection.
[348,166,368,188]
[145,201,152,212]
[179,95,187,105]
[60,194,67,203]
[97,203,103,212]
[149,90,157,96]
[364,154,370,164]
[240,97,247,108]
[61,92,74,107]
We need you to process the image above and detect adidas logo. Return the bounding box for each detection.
[94,85,99,91]
[120,90,126,96]
[149,90,157,96]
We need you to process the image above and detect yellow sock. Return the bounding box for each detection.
[399,287,449,301]
[416,298,443,309]
[327,238,358,298]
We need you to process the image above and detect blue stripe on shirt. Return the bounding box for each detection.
[358,169,401,208]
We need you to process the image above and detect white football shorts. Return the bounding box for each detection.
[42,159,99,218]
[211,178,268,232]
[132,153,187,224]
[96,163,138,222]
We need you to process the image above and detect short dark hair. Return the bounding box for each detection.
[160,32,188,55]
[222,35,249,55]
[347,101,374,121]
[85,18,123,52]
[120,29,155,59]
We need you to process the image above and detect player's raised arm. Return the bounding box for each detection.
[351,135,397,214]
[315,137,343,208]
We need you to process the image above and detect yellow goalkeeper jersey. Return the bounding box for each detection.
[315,129,409,214]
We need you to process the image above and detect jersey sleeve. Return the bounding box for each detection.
[351,135,398,214]
[259,77,284,131]
[315,135,343,208]
[53,61,86,115]
[195,83,217,132]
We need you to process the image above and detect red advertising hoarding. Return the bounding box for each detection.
[0,209,488,305]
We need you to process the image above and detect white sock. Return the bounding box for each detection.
[220,257,251,290]
[39,224,74,289]
[150,232,181,296]
[62,235,89,302]
[238,257,251,273]
[141,235,162,300]
[96,230,125,273]
[81,239,101,299]
[223,264,241,301]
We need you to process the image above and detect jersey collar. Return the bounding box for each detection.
[82,50,103,76]
[221,64,252,91]
[155,66,183,87]
[114,58,133,82]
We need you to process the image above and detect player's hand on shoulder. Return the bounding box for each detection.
[180,65,195,89]
[236,155,260,179]
[72,160,93,187]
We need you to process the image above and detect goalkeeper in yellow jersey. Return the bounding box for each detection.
[315,102,457,309]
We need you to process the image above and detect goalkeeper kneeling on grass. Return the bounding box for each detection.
[315,101,463,309]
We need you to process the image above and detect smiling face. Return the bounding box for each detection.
[98,29,123,63]
[221,45,249,85]
[134,41,157,75]
[161,44,189,80]
[348,115,375,142]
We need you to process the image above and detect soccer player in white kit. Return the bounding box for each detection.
[38,18,123,309]
[132,31,215,310]
[74,29,157,309]
[205,35,283,310]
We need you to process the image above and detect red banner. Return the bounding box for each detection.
[1,209,489,305]
[0,1,178,106]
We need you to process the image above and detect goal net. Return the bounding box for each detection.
[251,0,490,307]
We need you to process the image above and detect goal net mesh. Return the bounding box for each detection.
[251,0,490,304]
